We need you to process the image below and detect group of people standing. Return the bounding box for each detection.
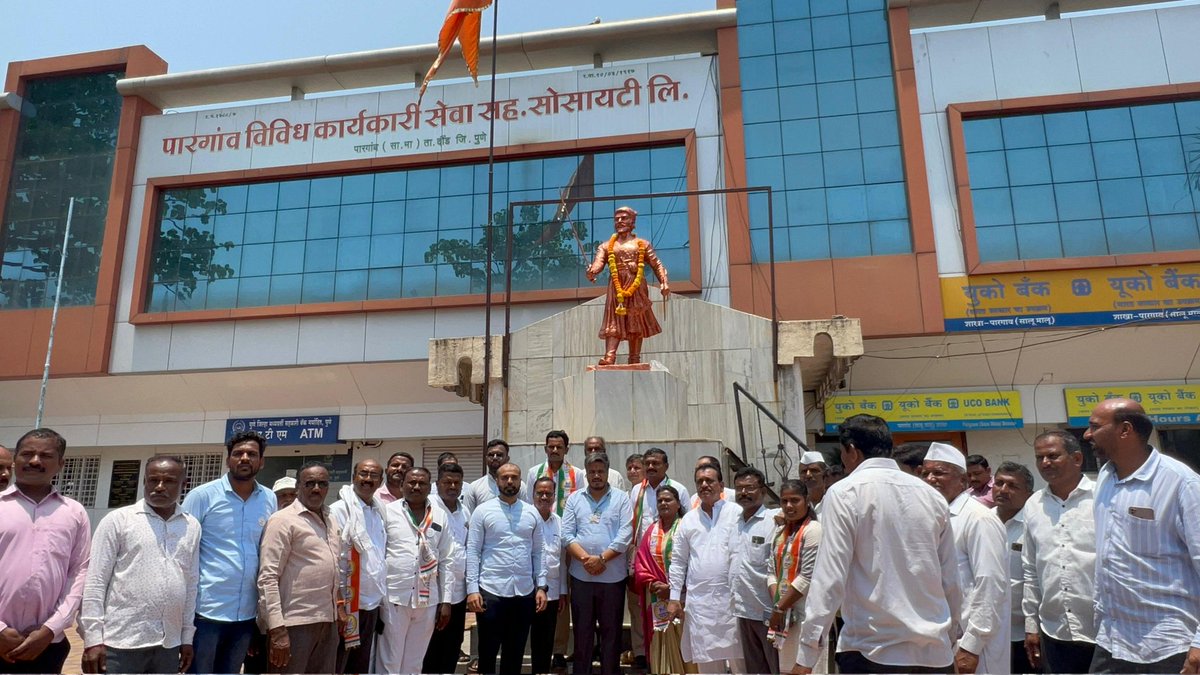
[1,395,1199,675]
[784,397,1200,675]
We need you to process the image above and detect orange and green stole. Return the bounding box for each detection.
[768,518,810,643]
[648,519,679,632]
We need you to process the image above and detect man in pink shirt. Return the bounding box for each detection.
[375,451,413,505]
[0,429,91,674]
[0,445,12,491]
[966,454,996,508]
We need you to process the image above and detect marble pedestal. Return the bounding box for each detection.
[553,367,689,442]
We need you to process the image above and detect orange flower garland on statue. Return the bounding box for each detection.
[607,233,646,316]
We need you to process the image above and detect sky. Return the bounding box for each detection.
[0,0,718,77]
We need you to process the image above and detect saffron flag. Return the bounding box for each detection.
[419,0,494,103]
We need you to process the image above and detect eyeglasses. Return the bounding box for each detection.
[355,471,383,480]
[302,481,330,489]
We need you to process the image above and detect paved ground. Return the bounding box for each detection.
[57,616,630,674]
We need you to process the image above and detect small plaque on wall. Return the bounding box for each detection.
[108,460,141,508]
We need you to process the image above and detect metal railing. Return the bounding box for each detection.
[732,381,812,488]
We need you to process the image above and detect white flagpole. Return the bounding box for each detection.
[35,196,74,428]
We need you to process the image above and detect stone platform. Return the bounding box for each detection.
[553,365,687,441]
[584,363,651,372]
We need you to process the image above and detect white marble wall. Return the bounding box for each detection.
[912,4,1200,276]
[553,368,689,441]
[505,294,780,451]
[507,439,727,485]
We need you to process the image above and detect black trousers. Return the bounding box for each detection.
[0,639,70,674]
[835,651,952,674]
[570,578,625,675]
[738,617,780,674]
[1089,645,1187,674]
[1013,639,1034,674]
[423,600,467,674]
[1040,633,1095,674]
[106,646,181,675]
[530,598,561,674]
[477,590,536,675]
[337,606,381,674]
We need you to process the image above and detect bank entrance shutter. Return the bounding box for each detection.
[423,445,485,483]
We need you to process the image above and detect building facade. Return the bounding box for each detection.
[2,0,1199,521]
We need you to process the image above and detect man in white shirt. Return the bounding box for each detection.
[625,453,644,487]
[924,443,1009,675]
[626,447,689,671]
[272,476,297,509]
[892,443,928,478]
[80,456,201,675]
[692,455,736,507]
[424,462,470,674]
[428,451,459,498]
[1086,398,1200,674]
[377,467,457,674]
[467,463,548,675]
[329,459,387,674]
[728,466,781,674]
[464,439,509,513]
[1021,431,1096,674]
[666,464,743,673]
[795,414,962,675]
[628,448,690,551]
[992,461,1034,674]
[529,476,565,675]
[584,436,629,491]
[525,430,584,666]
[525,431,586,509]
[799,451,829,516]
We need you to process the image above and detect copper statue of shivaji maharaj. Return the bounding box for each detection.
[585,206,670,366]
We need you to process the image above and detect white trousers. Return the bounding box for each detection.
[695,658,746,673]
[375,602,436,674]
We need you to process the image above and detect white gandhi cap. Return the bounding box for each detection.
[272,476,297,492]
[924,442,966,471]
[800,451,827,465]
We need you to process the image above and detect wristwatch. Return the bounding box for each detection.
[537,585,550,593]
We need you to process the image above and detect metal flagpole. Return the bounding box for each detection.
[481,0,500,442]
[35,196,75,428]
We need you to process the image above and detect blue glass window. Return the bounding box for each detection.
[964,98,1200,262]
[1,71,124,309]
[146,145,689,312]
[738,0,910,260]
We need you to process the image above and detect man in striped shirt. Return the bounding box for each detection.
[1087,398,1200,673]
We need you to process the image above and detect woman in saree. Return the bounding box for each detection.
[767,479,824,674]
[632,484,690,674]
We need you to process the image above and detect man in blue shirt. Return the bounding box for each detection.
[563,452,634,675]
[1086,398,1200,674]
[466,463,547,675]
[181,431,276,674]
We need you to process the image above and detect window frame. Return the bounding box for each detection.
[948,83,1200,275]
[129,131,703,325]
